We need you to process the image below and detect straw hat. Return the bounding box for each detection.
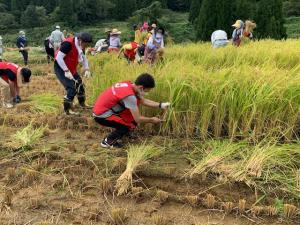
[151,23,157,28]
[104,28,111,33]
[232,20,244,29]
[110,28,121,35]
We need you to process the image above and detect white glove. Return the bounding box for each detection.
[64,71,73,80]
[160,102,171,110]
[84,70,91,78]
[20,47,24,50]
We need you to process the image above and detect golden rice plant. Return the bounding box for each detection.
[188,140,246,177]
[88,40,300,142]
[115,144,162,196]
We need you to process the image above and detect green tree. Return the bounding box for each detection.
[195,0,234,41]
[58,0,77,26]
[283,0,300,17]
[255,0,286,39]
[189,0,202,23]
[0,12,18,30]
[21,5,47,27]
[113,0,136,20]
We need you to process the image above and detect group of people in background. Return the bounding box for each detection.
[90,22,165,65]
[211,19,257,48]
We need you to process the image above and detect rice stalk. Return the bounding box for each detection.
[11,122,47,149]
[115,144,162,196]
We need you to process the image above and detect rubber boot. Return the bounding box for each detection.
[64,100,79,115]
[78,96,91,109]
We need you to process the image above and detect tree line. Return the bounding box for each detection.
[0,0,298,41]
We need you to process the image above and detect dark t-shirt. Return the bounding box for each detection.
[0,69,16,81]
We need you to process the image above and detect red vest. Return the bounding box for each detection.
[0,62,19,83]
[93,81,139,128]
[56,37,79,75]
[124,42,138,60]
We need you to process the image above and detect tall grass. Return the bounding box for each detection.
[89,40,300,142]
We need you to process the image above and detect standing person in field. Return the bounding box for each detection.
[54,32,93,115]
[243,20,257,40]
[44,36,54,63]
[144,27,165,64]
[0,61,31,108]
[93,73,170,148]
[211,30,229,48]
[0,36,3,62]
[50,25,65,53]
[16,31,29,66]
[108,29,122,53]
[232,20,244,47]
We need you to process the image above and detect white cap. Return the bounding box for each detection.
[19,30,25,35]
[56,25,60,29]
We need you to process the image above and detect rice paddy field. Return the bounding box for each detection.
[0,40,300,224]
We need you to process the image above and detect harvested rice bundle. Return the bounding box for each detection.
[10,122,47,149]
[28,93,60,113]
[116,144,162,196]
[188,140,245,177]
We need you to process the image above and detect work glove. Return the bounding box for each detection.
[160,102,171,110]
[84,70,91,78]
[64,71,73,80]
[13,95,21,104]
[20,47,24,51]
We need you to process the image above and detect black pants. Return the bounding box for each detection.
[94,117,130,144]
[19,50,28,65]
[54,62,85,112]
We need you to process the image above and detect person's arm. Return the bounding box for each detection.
[142,98,170,109]
[160,37,164,48]
[56,51,69,71]
[130,107,162,124]
[56,42,72,71]
[8,80,16,97]
[141,98,159,108]
[123,95,162,124]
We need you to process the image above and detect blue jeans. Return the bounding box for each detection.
[54,62,85,110]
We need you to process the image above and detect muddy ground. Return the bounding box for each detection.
[0,61,299,225]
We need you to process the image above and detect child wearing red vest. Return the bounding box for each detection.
[0,61,31,108]
[54,32,93,115]
[93,73,170,148]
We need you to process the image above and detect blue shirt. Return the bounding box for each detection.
[16,36,27,48]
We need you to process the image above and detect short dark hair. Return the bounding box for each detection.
[78,32,93,43]
[21,68,31,82]
[135,73,155,89]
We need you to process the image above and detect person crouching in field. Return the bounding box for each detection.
[93,73,170,148]
[144,28,165,64]
[211,30,229,48]
[0,62,31,108]
[54,32,93,115]
[118,42,139,63]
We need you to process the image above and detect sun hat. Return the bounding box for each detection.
[232,20,244,29]
[104,28,111,33]
[110,28,121,35]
